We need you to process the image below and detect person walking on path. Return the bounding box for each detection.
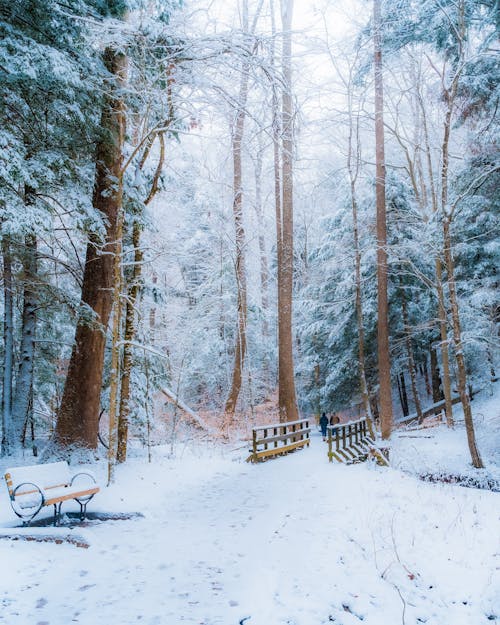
[320,412,329,441]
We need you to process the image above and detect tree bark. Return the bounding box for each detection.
[400,283,423,421]
[253,139,271,384]
[278,0,299,422]
[224,0,264,415]
[117,221,143,464]
[1,237,14,454]
[416,77,454,426]
[224,49,250,415]
[399,372,409,417]
[373,0,394,438]
[11,232,37,446]
[443,218,483,468]
[54,48,126,451]
[346,74,373,435]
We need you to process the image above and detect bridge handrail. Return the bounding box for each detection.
[247,418,311,463]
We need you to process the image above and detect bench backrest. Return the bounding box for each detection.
[5,461,71,498]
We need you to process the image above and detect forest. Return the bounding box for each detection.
[0,1,499,624]
[0,0,498,467]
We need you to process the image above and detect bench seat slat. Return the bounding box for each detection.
[44,486,100,507]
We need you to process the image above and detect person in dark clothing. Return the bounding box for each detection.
[320,412,329,440]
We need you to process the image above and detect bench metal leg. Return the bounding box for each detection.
[53,502,62,526]
[79,501,88,521]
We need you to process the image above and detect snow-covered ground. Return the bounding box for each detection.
[1,409,499,625]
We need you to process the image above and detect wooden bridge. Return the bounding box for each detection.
[247,419,311,462]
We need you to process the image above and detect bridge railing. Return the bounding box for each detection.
[327,417,375,463]
[247,418,311,463]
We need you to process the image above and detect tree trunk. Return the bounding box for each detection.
[271,0,281,397]
[373,0,393,438]
[224,53,249,415]
[253,140,271,385]
[435,259,454,426]
[399,372,409,417]
[443,218,483,468]
[11,232,37,446]
[224,0,264,415]
[107,203,124,484]
[278,0,299,422]
[54,48,126,451]
[400,284,423,421]
[423,356,432,397]
[1,237,14,454]
[417,81,454,427]
[430,341,443,410]
[117,221,143,463]
[116,123,167,464]
[346,75,373,434]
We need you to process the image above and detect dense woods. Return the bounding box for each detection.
[0,0,498,470]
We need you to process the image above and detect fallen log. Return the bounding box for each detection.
[160,386,215,434]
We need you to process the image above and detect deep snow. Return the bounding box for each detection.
[1,418,499,625]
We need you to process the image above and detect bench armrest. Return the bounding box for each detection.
[11,482,46,520]
[70,471,97,487]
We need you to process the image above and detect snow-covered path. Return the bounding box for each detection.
[1,434,499,625]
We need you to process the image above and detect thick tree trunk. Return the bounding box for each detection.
[2,237,14,454]
[11,233,37,446]
[443,218,483,468]
[54,48,126,451]
[278,0,299,422]
[373,0,393,438]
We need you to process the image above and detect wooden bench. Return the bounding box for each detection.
[327,417,380,464]
[4,461,100,526]
[247,418,311,463]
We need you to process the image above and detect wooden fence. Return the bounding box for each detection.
[327,417,376,464]
[247,418,311,463]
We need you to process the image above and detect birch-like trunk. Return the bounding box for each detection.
[1,237,14,454]
[253,141,271,384]
[107,205,124,484]
[373,0,393,438]
[116,221,143,464]
[11,232,37,446]
[54,48,126,451]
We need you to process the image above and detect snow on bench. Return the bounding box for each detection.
[4,461,99,526]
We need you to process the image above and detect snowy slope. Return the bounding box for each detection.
[0,431,499,625]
